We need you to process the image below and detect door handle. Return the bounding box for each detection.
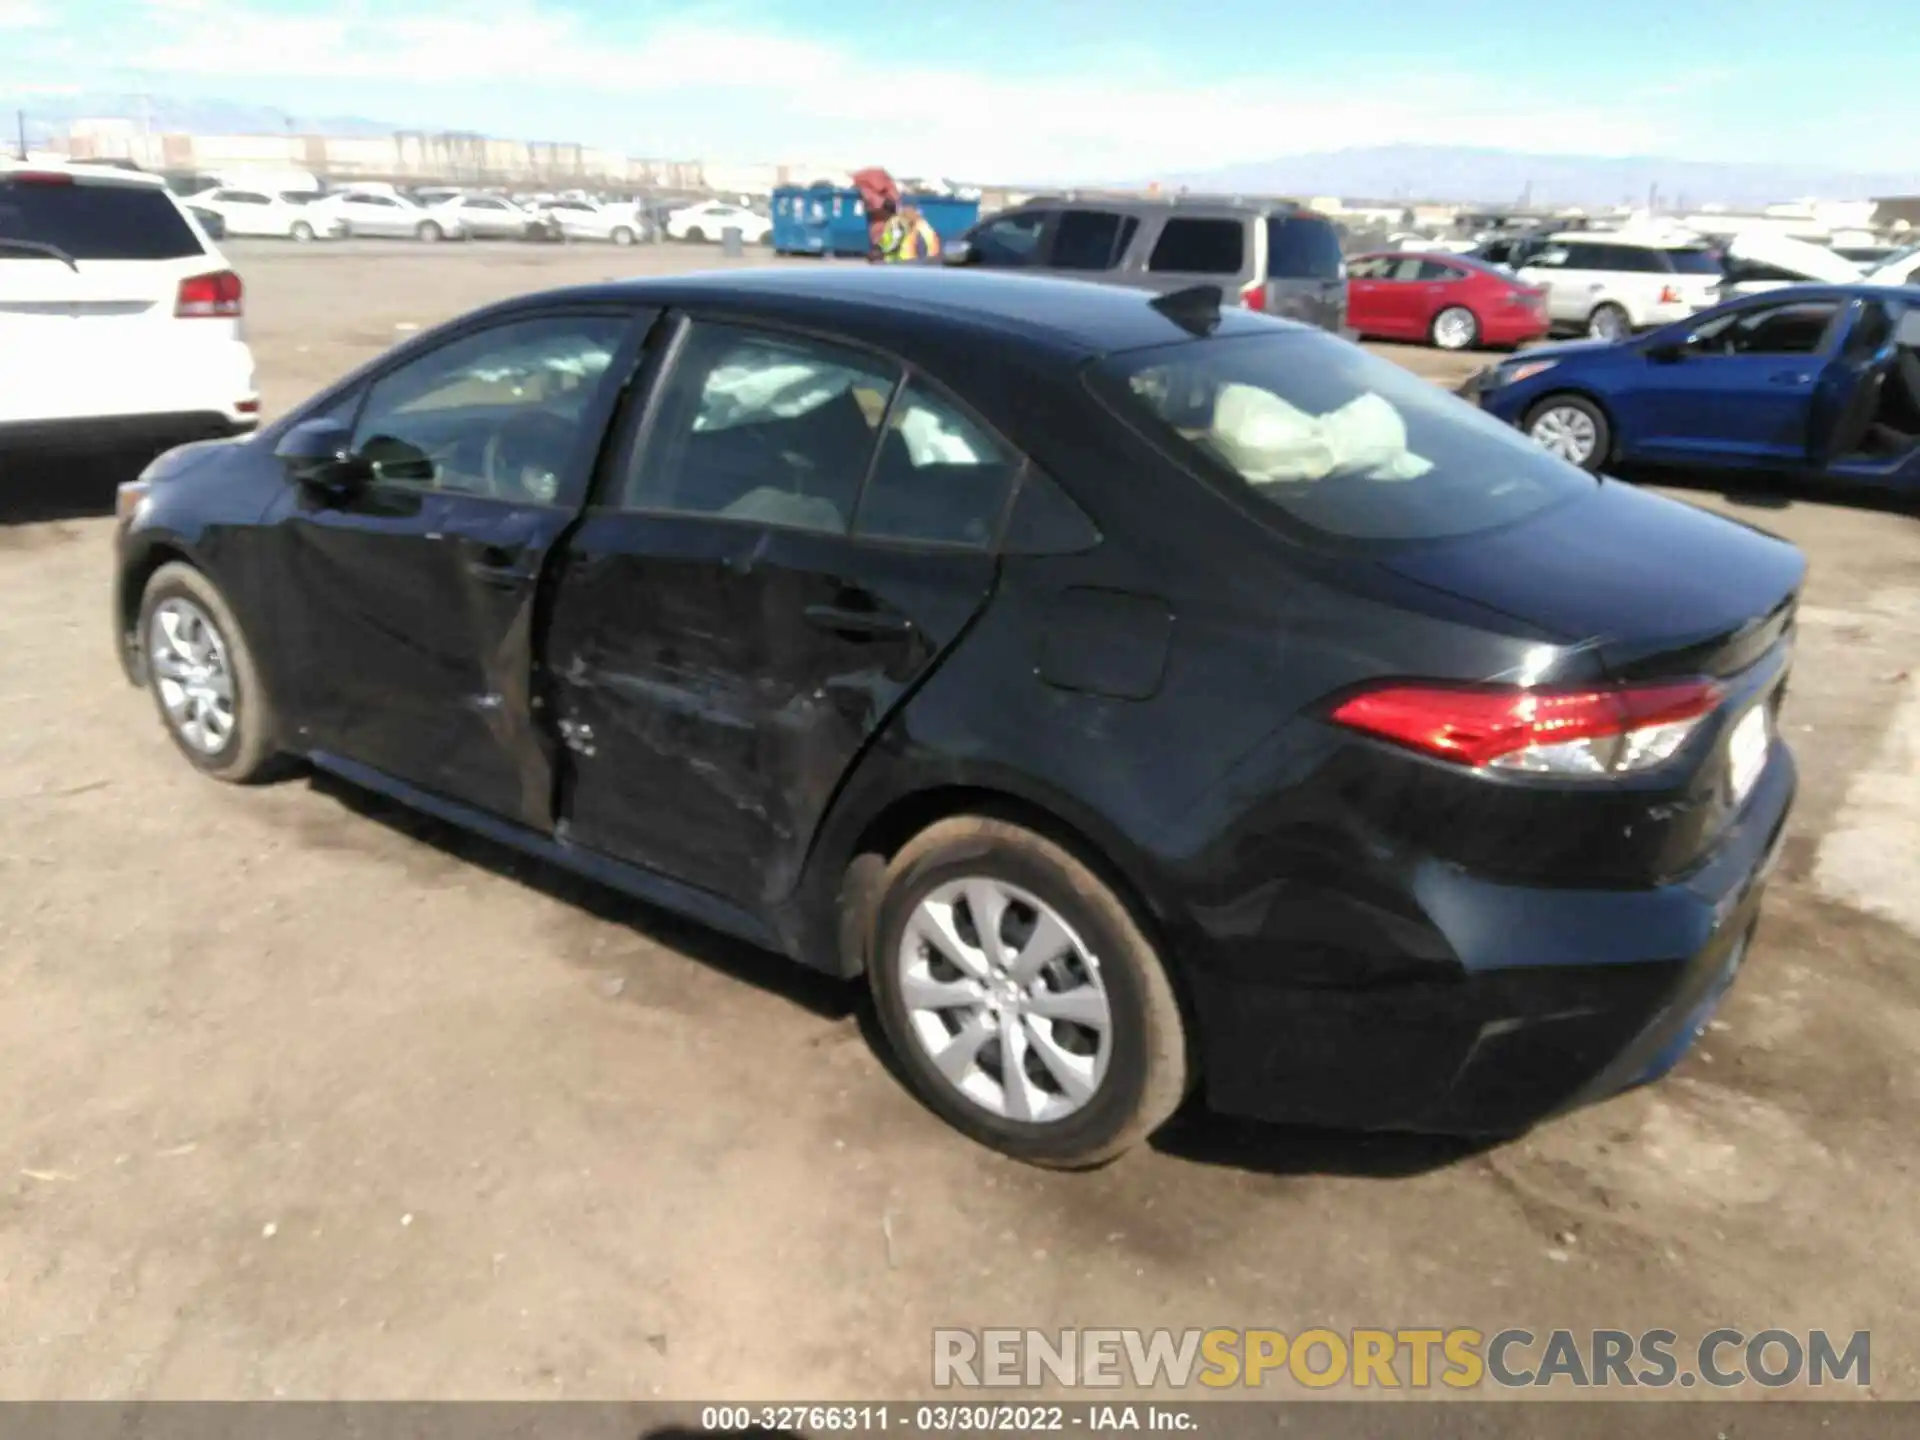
[466,544,536,588]
[1768,372,1812,385]
[803,604,912,639]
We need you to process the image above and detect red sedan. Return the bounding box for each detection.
[1346,250,1549,351]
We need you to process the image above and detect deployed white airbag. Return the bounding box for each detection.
[1204,383,1433,484]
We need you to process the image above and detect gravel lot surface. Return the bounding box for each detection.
[2,240,1916,1400]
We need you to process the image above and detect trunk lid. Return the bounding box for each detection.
[1376,480,1805,680]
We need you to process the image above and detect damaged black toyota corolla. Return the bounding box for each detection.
[112,267,1802,1167]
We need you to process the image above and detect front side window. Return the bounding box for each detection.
[1092,331,1592,542]
[1147,218,1244,275]
[970,211,1049,267]
[854,381,1021,547]
[622,322,899,533]
[1693,300,1841,355]
[350,314,628,505]
[1346,256,1391,279]
[1050,210,1135,271]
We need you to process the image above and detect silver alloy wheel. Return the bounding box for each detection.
[1433,306,1476,350]
[1588,306,1628,341]
[898,877,1112,1124]
[149,597,236,755]
[1530,405,1599,465]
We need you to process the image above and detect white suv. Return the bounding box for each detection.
[1513,233,1724,340]
[1,162,259,444]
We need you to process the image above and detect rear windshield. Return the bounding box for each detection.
[1266,214,1345,280]
[1662,248,1723,275]
[1092,331,1593,542]
[0,179,205,261]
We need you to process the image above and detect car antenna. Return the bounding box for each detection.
[1149,284,1224,336]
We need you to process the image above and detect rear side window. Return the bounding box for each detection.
[0,179,205,261]
[1091,332,1592,542]
[1661,248,1722,275]
[1051,210,1137,271]
[854,380,1020,548]
[1148,218,1244,275]
[624,321,900,533]
[1266,215,1344,280]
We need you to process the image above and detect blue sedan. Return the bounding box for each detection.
[1467,284,1920,490]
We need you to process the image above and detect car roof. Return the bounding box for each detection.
[515,266,1289,359]
[1545,230,1710,248]
[1004,195,1305,220]
[1721,282,1920,302]
[0,160,170,189]
[1357,249,1511,276]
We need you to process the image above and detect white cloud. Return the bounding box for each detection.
[0,0,50,28]
[116,0,1687,178]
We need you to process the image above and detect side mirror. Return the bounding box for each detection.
[942,238,974,266]
[274,417,371,493]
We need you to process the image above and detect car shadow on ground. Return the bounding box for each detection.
[305,768,858,1023]
[0,444,155,525]
[311,769,1496,1181]
[1620,463,1920,516]
[1149,1108,1498,1178]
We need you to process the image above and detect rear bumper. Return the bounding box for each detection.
[1189,743,1796,1135]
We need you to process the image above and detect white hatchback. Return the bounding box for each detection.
[0,162,259,440]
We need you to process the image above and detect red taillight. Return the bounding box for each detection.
[175,269,242,318]
[6,170,75,186]
[1658,284,1682,305]
[1240,279,1267,312]
[1329,680,1723,777]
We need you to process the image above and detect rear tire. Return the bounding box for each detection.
[1587,302,1631,342]
[289,220,315,243]
[1430,305,1479,351]
[1523,393,1611,473]
[611,226,635,247]
[416,221,443,244]
[137,562,280,784]
[866,816,1190,1168]
[685,225,707,244]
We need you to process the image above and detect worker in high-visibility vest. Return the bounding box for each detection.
[877,205,942,262]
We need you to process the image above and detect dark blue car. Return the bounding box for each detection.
[1467,283,1920,490]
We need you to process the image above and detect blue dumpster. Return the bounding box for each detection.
[771,186,980,257]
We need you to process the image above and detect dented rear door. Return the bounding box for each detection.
[543,516,995,908]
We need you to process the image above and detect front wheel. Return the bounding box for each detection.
[416,221,443,244]
[866,816,1191,1168]
[138,562,280,783]
[289,220,315,243]
[1524,393,1611,473]
[1430,305,1479,351]
[611,225,635,246]
[684,225,706,244]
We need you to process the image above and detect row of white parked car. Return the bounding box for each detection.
[184,183,773,248]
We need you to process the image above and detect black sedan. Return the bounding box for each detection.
[112,267,1802,1167]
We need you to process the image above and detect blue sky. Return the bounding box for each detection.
[1,0,1915,179]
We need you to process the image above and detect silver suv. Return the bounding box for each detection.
[946,198,1349,332]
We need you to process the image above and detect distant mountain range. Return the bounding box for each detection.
[14,94,1920,207]
[12,92,398,143]
[1156,145,1920,210]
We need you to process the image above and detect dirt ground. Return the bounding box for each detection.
[2,240,1918,1401]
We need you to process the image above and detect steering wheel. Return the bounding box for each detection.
[481,410,578,503]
